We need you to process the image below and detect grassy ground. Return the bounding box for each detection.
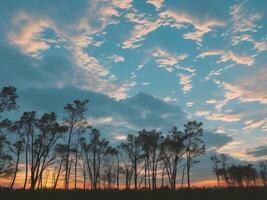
[1,187,267,200]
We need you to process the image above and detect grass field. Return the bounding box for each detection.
[1,188,267,200]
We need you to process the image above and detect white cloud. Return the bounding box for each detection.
[232,34,267,52]
[8,12,53,58]
[243,117,267,131]
[197,50,254,66]
[8,9,129,100]
[186,102,194,107]
[195,110,244,122]
[159,10,224,43]
[205,64,234,80]
[214,126,225,134]
[113,134,127,141]
[163,96,178,103]
[195,110,211,117]
[122,12,162,48]
[109,54,125,62]
[152,48,188,72]
[211,67,267,112]
[218,51,254,66]
[87,116,113,125]
[137,64,144,70]
[196,50,222,59]
[177,73,193,94]
[206,99,217,104]
[142,82,150,86]
[147,0,164,10]
[112,0,133,10]
[230,2,262,33]
[123,8,224,48]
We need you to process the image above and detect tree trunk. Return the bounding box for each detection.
[23,138,29,189]
[186,155,191,189]
[65,126,73,190]
[116,158,119,190]
[10,151,20,189]
[74,152,78,190]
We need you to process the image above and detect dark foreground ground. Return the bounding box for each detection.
[1,187,267,200]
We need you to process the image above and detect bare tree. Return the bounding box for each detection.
[161,127,185,189]
[121,134,143,190]
[8,120,25,189]
[102,147,117,189]
[27,112,67,189]
[184,121,205,189]
[63,99,89,190]
[80,128,109,190]
[52,144,67,189]
[0,86,18,178]
[210,155,221,187]
[259,161,267,186]
[0,86,18,113]
[138,129,163,190]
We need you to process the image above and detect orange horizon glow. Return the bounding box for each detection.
[0,176,219,189]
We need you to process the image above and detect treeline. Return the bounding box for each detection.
[0,86,266,190]
[210,154,267,187]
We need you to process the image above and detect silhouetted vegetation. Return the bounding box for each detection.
[1,187,267,200]
[0,86,267,193]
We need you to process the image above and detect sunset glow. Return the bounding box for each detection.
[0,0,267,192]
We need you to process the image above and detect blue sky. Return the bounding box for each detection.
[1,0,267,182]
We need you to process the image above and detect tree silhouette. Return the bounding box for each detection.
[103,146,117,189]
[0,86,18,113]
[161,127,185,189]
[80,128,109,190]
[52,144,67,189]
[5,86,267,190]
[210,155,221,187]
[184,121,205,189]
[0,86,18,178]
[63,99,89,190]
[8,120,25,189]
[138,129,163,189]
[259,161,267,186]
[118,137,135,190]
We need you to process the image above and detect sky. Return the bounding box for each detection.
[0,0,267,184]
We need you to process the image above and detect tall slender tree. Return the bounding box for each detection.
[63,99,89,190]
[210,155,221,187]
[161,127,185,189]
[259,161,267,186]
[184,121,205,189]
[8,120,25,189]
[0,86,18,178]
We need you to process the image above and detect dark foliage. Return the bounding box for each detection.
[0,188,267,200]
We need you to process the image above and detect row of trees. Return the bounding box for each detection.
[0,86,205,190]
[210,154,267,187]
[1,86,267,190]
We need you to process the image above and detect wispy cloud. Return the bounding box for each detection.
[112,0,133,10]
[147,0,164,11]
[232,34,267,52]
[123,8,224,48]
[177,73,193,94]
[109,54,125,63]
[186,102,194,107]
[8,7,128,100]
[243,117,267,131]
[152,48,188,72]
[122,12,162,48]
[230,2,262,33]
[195,110,244,122]
[197,50,254,66]
[160,10,224,43]
[8,12,54,58]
